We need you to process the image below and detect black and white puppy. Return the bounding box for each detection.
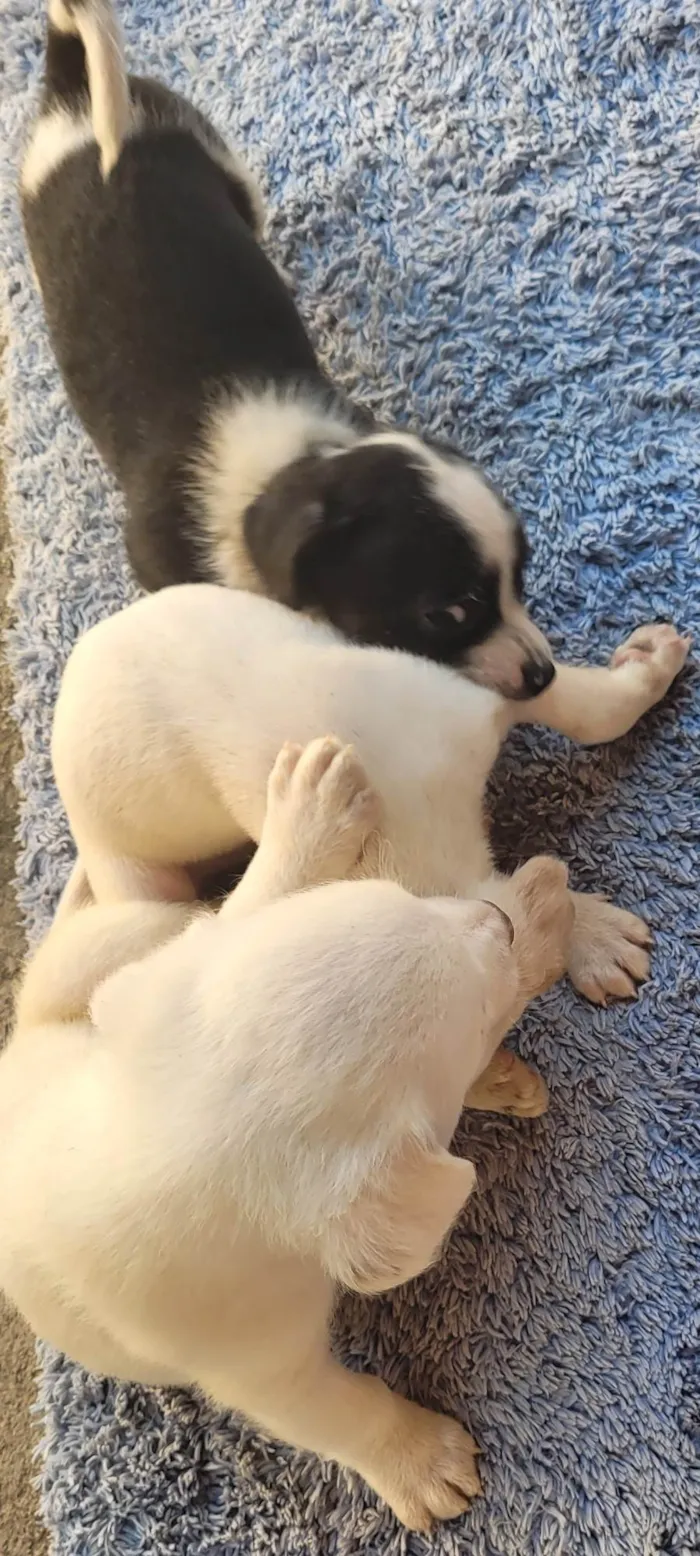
[21,0,554,699]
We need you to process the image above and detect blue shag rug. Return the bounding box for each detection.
[1,1,699,1551]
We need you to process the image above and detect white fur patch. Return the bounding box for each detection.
[364,429,516,575]
[21,100,263,215]
[420,440,516,574]
[21,110,96,197]
[192,388,357,591]
[77,0,131,177]
[31,1,261,206]
[424,445,553,682]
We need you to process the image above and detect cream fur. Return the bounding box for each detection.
[1,592,688,1525]
[51,588,688,1001]
[1,739,570,1528]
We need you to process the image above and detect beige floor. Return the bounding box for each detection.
[0,439,47,1551]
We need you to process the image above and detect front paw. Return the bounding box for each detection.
[266,736,380,876]
[371,1405,481,1531]
[610,623,690,707]
[568,894,651,1005]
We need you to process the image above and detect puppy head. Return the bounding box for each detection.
[244,430,554,699]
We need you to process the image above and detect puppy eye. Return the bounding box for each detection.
[421,603,468,630]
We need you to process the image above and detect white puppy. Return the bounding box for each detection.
[52,586,689,1001]
[2,738,572,1529]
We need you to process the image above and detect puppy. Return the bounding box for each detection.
[20,0,556,699]
[1,739,572,1530]
[51,586,689,1002]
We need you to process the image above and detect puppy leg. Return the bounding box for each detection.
[203,1350,481,1532]
[16,899,196,1031]
[464,1048,549,1117]
[480,857,651,1007]
[77,850,198,908]
[218,736,380,922]
[510,624,690,744]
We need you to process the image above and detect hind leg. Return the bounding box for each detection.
[16,898,196,1032]
[464,1048,549,1117]
[75,737,379,913]
[76,847,199,908]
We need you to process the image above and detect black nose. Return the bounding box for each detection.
[522,659,556,697]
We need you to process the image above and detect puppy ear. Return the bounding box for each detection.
[321,1143,477,1295]
[243,456,327,605]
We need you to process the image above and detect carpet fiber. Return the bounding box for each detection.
[1,1,699,1552]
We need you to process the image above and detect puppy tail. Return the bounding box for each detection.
[44,0,131,178]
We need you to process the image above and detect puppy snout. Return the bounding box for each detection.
[521,658,556,698]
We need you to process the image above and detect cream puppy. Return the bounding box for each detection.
[52,586,689,1001]
[2,738,571,1529]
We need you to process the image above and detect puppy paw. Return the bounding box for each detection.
[266,737,380,880]
[465,1048,549,1117]
[610,623,690,707]
[372,1406,481,1530]
[568,894,651,1004]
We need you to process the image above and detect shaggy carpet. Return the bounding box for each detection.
[1,0,699,1552]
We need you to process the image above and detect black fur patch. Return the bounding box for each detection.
[246,443,506,665]
[23,76,322,592]
[25,53,536,684]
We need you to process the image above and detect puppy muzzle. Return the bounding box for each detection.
[464,620,556,700]
[514,656,556,700]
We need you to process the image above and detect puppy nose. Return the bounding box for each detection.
[522,659,556,697]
